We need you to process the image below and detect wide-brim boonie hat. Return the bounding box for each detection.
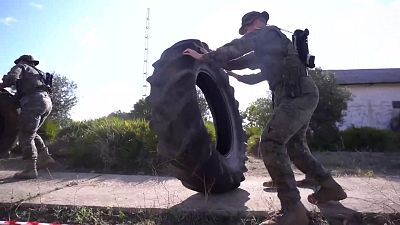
[14,55,39,66]
[239,11,269,35]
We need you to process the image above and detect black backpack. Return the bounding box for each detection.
[43,72,53,89]
[33,67,53,92]
[292,29,315,68]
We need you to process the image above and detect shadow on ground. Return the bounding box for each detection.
[172,188,250,213]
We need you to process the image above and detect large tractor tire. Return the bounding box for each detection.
[0,89,19,155]
[146,39,247,194]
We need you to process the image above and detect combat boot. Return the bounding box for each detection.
[37,154,56,170]
[260,202,309,225]
[263,180,277,188]
[296,175,318,188]
[263,176,318,188]
[13,159,38,179]
[308,176,347,205]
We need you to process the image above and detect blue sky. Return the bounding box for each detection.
[1,0,399,120]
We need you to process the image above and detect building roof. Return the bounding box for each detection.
[328,68,400,85]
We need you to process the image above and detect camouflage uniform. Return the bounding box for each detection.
[202,25,331,206]
[2,62,52,161]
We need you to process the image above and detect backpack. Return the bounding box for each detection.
[33,67,53,92]
[43,72,53,90]
[292,29,315,68]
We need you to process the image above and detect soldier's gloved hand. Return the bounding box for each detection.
[226,71,241,80]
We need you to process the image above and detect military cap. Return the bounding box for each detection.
[14,55,39,66]
[239,11,269,35]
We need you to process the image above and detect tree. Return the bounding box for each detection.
[48,73,78,126]
[308,68,352,150]
[108,110,133,120]
[131,98,151,120]
[242,97,273,129]
[196,88,211,121]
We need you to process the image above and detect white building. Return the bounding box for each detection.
[331,68,400,130]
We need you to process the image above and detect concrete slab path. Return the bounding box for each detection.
[1,170,399,218]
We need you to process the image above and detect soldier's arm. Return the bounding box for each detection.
[228,71,265,85]
[202,32,258,67]
[224,52,259,70]
[1,65,23,88]
[202,28,284,68]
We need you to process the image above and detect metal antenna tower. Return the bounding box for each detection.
[142,8,150,98]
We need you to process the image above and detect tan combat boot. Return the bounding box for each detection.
[13,159,38,179]
[308,176,347,205]
[260,202,309,225]
[37,154,56,170]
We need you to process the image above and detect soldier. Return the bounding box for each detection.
[0,55,55,179]
[183,11,347,225]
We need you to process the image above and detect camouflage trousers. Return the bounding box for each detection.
[19,91,52,160]
[260,76,330,207]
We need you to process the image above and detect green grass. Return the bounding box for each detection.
[1,204,398,225]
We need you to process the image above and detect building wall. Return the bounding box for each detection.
[338,83,400,130]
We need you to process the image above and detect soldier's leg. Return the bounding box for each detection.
[35,95,55,169]
[260,105,310,225]
[286,124,329,186]
[34,108,50,155]
[35,134,55,169]
[260,96,318,205]
[287,124,347,204]
[14,105,41,179]
[19,111,41,161]
[259,87,323,225]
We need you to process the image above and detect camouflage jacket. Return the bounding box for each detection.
[2,64,46,96]
[202,25,301,91]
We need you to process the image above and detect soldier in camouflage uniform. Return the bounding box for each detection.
[0,55,55,179]
[183,11,347,225]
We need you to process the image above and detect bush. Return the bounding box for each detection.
[38,119,61,142]
[204,121,216,145]
[57,117,158,173]
[340,127,400,152]
[307,124,342,151]
[245,127,262,155]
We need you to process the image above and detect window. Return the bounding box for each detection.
[392,101,400,108]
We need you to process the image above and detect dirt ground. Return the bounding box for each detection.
[244,151,400,178]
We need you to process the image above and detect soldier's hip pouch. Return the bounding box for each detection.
[282,67,308,98]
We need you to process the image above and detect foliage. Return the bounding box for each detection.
[48,73,78,126]
[245,127,263,155]
[242,97,273,129]
[38,119,61,142]
[130,98,151,120]
[204,121,216,145]
[308,68,352,150]
[340,127,400,152]
[196,88,212,121]
[57,117,158,172]
[108,110,133,120]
